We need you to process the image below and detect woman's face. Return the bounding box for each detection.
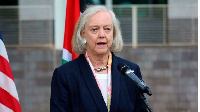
[81,11,113,55]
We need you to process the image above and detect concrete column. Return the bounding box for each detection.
[105,0,112,10]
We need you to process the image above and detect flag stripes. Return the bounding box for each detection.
[62,0,79,64]
[0,103,13,112]
[62,0,87,64]
[0,56,14,80]
[0,39,9,61]
[62,48,72,64]
[0,72,19,100]
[0,87,21,112]
[0,31,21,112]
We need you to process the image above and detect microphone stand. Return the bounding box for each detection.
[140,87,153,112]
[139,93,153,112]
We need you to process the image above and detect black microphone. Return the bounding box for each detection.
[117,63,152,96]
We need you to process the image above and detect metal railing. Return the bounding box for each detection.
[0,5,198,48]
[0,5,53,48]
[113,4,198,47]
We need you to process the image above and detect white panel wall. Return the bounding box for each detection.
[19,0,54,20]
[168,0,198,19]
[19,0,66,49]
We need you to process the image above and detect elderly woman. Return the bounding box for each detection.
[50,5,147,112]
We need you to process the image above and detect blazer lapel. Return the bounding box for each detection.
[110,54,121,112]
[78,54,108,112]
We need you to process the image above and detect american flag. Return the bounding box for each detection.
[0,31,21,112]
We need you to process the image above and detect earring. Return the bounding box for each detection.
[83,38,87,44]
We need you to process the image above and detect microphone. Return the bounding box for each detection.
[117,63,152,96]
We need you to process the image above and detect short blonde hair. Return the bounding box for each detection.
[72,5,123,55]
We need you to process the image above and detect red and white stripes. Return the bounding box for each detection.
[0,37,21,112]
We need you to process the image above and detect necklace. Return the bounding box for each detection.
[94,65,108,72]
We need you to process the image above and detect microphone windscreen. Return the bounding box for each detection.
[117,63,130,75]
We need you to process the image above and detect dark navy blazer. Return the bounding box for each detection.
[50,53,148,112]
